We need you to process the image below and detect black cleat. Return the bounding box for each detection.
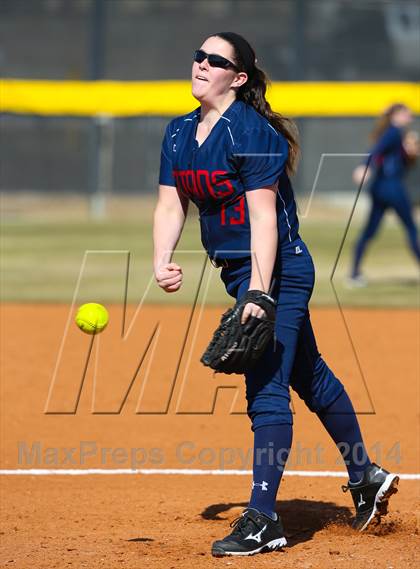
[211,508,287,557]
[342,463,399,531]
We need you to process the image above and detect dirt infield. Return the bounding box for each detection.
[1,304,419,568]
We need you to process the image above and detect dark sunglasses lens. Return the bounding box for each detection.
[194,50,206,63]
[208,54,230,69]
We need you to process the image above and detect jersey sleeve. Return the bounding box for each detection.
[159,122,176,187]
[237,124,288,191]
[368,126,401,165]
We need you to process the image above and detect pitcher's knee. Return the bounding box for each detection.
[292,357,344,414]
[248,410,293,431]
[247,395,293,431]
[302,384,344,413]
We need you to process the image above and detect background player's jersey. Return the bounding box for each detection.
[159,100,300,259]
[369,125,408,182]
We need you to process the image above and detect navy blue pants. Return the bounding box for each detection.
[352,182,420,276]
[220,237,344,431]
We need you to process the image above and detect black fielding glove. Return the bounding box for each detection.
[200,289,277,374]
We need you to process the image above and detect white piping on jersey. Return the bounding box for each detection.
[220,116,235,146]
[226,125,235,146]
[184,115,197,122]
[171,128,180,151]
[183,114,198,122]
[182,113,235,146]
[267,122,279,135]
[278,190,292,242]
[171,115,198,151]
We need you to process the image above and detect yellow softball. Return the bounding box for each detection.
[75,303,109,335]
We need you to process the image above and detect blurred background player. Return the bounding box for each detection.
[350,104,420,286]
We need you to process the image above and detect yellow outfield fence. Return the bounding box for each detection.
[0,79,419,117]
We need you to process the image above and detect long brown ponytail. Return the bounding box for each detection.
[370,103,407,143]
[212,32,300,176]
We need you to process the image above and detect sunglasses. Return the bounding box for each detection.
[194,49,239,71]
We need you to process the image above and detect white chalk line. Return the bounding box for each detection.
[0,468,419,479]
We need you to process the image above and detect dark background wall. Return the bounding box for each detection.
[1,0,419,198]
[1,0,419,81]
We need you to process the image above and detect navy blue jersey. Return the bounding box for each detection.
[368,125,408,181]
[159,99,299,259]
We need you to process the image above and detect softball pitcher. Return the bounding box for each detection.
[153,32,399,557]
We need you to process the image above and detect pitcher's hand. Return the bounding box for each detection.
[241,302,266,325]
[155,262,183,293]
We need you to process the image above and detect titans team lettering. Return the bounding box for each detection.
[173,169,245,226]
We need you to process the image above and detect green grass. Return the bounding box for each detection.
[1,204,419,307]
